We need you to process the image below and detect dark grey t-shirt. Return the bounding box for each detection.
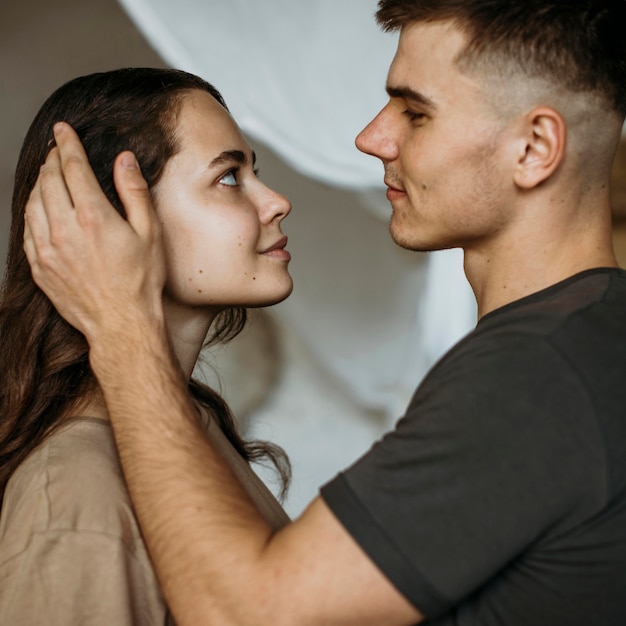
[322,268,626,625]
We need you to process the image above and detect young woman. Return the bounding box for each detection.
[0,68,292,625]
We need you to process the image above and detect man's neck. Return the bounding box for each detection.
[464,207,618,319]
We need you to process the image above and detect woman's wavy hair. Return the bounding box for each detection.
[0,68,290,506]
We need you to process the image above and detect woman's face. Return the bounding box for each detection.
[154,90,293,312]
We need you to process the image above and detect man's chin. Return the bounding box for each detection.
[389,224,432,252]
[390,212,466,252]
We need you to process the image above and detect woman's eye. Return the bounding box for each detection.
[219,169,238,186]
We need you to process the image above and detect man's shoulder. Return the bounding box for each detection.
[439,267,626,370]
[408,269,626,443]
[480,267,626,335]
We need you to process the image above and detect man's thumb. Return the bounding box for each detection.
[113,151,154,233]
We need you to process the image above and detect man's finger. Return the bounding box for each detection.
[53,122,107,220]
[25,176,51,248]
[37,146,86,250]
[23,219,38,271]
[113,151,156,237]
[38,145,74,216]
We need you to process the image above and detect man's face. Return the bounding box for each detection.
[356,21,515,253]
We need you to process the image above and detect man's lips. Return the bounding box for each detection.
[385,178,406,200]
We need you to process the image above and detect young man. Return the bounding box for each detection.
[23,1,626,624]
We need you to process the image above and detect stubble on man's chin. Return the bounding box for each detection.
[389,231,437,253]
[388,217,444,254]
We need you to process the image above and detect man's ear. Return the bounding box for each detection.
[513,107,566,189]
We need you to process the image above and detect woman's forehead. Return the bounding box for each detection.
[160,91,253,178]
[176,90,250,152]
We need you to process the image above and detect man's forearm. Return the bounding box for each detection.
[89,319,277,626]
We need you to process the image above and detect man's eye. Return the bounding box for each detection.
[219,170,238,186]
[403,110,425,122]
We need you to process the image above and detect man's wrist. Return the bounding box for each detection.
[86,306,169,380]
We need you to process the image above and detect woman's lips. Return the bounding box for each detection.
[260,236,291,261]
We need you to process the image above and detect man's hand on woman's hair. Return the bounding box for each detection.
[23,122,167,344]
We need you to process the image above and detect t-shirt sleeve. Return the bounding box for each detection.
[0,529,168,625]
[321,333,606,618]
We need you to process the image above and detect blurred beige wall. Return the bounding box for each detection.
[0,0,165,267]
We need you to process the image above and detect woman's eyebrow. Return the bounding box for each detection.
[209,150,257,168]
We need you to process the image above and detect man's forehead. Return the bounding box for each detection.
[394,20,468,65]
[386,21,477,103]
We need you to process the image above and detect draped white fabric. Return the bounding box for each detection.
[118,0,395,189]
[116,0,476,513]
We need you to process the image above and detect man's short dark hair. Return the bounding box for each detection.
[376,0,626,116]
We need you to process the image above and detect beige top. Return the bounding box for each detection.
[0,417,289,625]
[0,418,170,625]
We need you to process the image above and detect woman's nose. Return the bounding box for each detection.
[259,184,292,223]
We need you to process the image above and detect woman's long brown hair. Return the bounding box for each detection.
[0,68,290,507]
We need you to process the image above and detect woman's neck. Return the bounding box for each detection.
[77,299,218,422]
[162,297,219,380]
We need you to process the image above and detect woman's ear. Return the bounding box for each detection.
[513,107,566,189]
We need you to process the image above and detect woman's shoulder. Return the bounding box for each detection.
[1,418,138,548]
[0,420,168,624]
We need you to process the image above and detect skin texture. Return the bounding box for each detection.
[22,19,622,626]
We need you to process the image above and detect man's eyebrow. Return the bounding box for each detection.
[209,150,257,168]
[386,85,437,110]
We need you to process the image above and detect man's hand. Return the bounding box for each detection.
[23,122,166,344]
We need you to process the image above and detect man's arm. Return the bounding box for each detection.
[24,123,422,626]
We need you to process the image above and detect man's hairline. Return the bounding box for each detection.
[392,16,622,125]
[389,18,529,125]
